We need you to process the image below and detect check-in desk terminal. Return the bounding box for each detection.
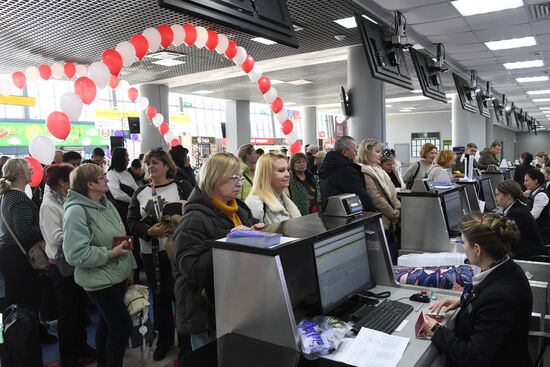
[455,176,496,212]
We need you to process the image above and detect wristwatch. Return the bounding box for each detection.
[431,323,441,333]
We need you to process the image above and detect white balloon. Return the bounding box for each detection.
[194,26,208,49]
[24,185,32,199]
[277,108,288,123]
[88,62,110,89]
[164,130,175,143]
[82,137,91,146]
[143,27,161,52]
[59,92,83,121]
[0,79,11,96]
[233,46,247,66]
[171,24,185,46]
[29,135,55,165]
[215,34,229,54]
[247,64,262,83]
[118,80,130,94]
[76,64,88,77]
[263,87,278,104]
[25,66,40,82]
[115,41,136,67]
[286,129,298,145]
[51,63,64,79]
[152,113,164,127]
[138,96,149,111]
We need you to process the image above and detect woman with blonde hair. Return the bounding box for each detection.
[245,152,301,224]
[403,143,437,189]
[426,149,456,181]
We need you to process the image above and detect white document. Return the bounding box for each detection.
[478,200,486,212]
[500,159,509,168]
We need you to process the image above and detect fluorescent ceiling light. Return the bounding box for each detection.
[251,37,277,45]
[285,102,296,106]
[333,17,357,28]
[532,98,550,102]
[385,105,392,107]
[411,89,423,93]
[503,60,544,69]
[527,89,550,95]
[539,107,550,110]
[386,96,430,103]
[361,14,378,24]
[399,109,413,112]
[516,76,549,83]
[152,59,185,67]
[270,79,286,85]
[192,90,213,95]
[293,24,304,32]
[451,0,523,17]
[484,36,536,51]
[147,51,185,60]
[287,79,314,85]
[401,107,417,110]
[412,44,425,50]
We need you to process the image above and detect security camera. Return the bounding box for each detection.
[334,35,346,41]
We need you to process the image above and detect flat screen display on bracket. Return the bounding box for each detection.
[475,86,491,118]
[409,48,447,103]
[492,99,504,124]
[452,73,478,114]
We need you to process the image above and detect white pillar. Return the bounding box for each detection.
[139,84,170,152]
[225,100,251,155]
[302,106,317,147]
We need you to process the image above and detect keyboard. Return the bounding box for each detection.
[350,299,413,334]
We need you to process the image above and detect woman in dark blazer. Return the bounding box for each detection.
[420,212,533,367]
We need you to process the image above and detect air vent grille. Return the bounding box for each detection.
[531,2,550,20]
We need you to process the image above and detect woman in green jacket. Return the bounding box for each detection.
[288,152,320,215]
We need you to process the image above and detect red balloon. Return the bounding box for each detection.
[12,71,26,89]
[158,122,169,135]
[38,64,52,80]
[257,76,271,94]
[64,63,76,79]
[281,119,293,135]
[46,111,71,140]
[146,106,157,119]
[109,75,120,89]
[74,77,97,105]
[271,97,283,114]
[183,24,197,46]
[130,34,149,59]
[241,55,255,74]
[24,157,44,188]
[205,30,219,50]
[289,141,302,154]
[128,87,138,102]
[224,40,237,60]
[101,49,123,76]
[170,138,180,148]
[158,24,174,49]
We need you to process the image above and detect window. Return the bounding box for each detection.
[411,132,441,158]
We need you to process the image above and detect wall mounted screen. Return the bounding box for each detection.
[410,48,447,103]
[492,99,504,123]
[452,73,478,114]
[475,86,491,118]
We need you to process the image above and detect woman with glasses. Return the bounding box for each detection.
[288,152,320,215]
[63,163,136,367]
[127,148,193,361]
[173,152,259,351]
[245,152,301,225]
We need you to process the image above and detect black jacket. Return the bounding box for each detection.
[172,187,258,335]
[306,152,316,174]
[527,186,550,230]
[432,258,533,367]
[505,200,547,259]
[513,163,532,190]
[317,151,375,211]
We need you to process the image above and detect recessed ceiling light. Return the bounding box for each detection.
[270,79,286,85]
[401,106,417,110]
[399,109,413,112]
[293,24,304,32]
[451,0,523,17]
[386,96,430,102]
[484,36,536,51]
[412,44,425,50]
[192,90,214,95]
[532,98,550,102]
[285,102,296,106]
[333,16,357,28]
[526,89,550,95]
[503,60,544,69]
[152,59,186,67]
[251,37,277,45]
[516,76,549,83]
[411,89,423,93]
[147,51,186,60]
[385,105,393,107]
[287,79,314,85]
[539,107,550,110]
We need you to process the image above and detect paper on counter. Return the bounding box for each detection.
[217,236,299,247]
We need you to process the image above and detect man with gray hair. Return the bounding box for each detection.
[317,136,375,211]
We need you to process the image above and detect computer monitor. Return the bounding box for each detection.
[479,178,497,211]
[442,191,464,235]
[314,226,374,314]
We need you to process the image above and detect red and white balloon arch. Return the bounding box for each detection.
[0,23,302,185]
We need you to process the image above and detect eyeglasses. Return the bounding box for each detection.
[229,175,245,184]
[95,175,107,183]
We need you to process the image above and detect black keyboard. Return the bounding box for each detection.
[350,299,413,334]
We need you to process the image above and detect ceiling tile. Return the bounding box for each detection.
[444,43,489,54]
[402,3,459,24]
[452,51,494,61]
[473,23,533,42]
[428,31,480,44]
[367,0,448,11]
[463,8,529,31]
[411,18,470,36]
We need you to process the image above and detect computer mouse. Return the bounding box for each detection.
[409,293,431,303]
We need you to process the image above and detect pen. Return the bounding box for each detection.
[415,303,423,312]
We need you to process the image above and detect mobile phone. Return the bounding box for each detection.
[113,236,133,250]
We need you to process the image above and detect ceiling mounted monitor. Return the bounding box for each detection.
[475,85,491,118]
[355,13,413,90]
[159,0,298,48]
[409,48,447,103]
[492,97,505,124]
[452,73,478,114]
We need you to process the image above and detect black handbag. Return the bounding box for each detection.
[0,304,42,367]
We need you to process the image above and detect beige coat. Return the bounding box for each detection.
[361,165,401,231]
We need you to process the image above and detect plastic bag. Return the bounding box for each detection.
[297,316,352,357]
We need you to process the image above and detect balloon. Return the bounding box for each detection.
[59,92,83,121]
[263,87,278,104]
[11,72,26,89]
[75,64,88,77]
[128,87,138,102]
[163,131,174,143]
[88,61,110,89]
[215,34,229,54]
[157,24,174,49]
[64,63,76,79]
[158,122,169,135]
[233,46,247,66]
[46,111,71,139]
[170,138,180,148]
[194,26,208,48]
[38,64,52,80]
[29,135,55,165]
[143,27,161,52]
[241,55,254,73]
[131,133,140,141]
[138,96,149,111]
[51,63,64,79]
[101,49,123,76]
[24,157,44,188]
[146,106,157,119]
[247,64,263,83]
[271,97,283,114]
[25,66,40,82]
[115,41,137,67]
[113,130,124,137]
[281,119,293,135]
[108,75,120,89]
[224,40,237,60]
[130,34,149,59]
[183,24,197,46]
[257,76,271,94]
[290,141,302,154]
[152,113,164,127]
[205,30,218,51]
[171,24,185,46]
[117,80,130,94]
[0,79,12,96]
[286,129,298,145]
[277,108,288,123]
[74,77,97,105]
